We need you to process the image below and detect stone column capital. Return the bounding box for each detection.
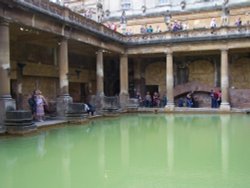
[164,48,173,55]
[97,49,103,53]
[120,53,128,58]
[220,48,228,53]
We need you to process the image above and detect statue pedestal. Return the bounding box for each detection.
[164,103,175,112]
[119,93,129,109]
[0,98,16,134]
[5,110,37,135]
[56,95,73,118]
[220,102,231,112]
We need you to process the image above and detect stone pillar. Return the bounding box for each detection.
[16,63,26,110]
[56,39,72,117]
[133,60,140,95]
[0,20,16,133]
[165,51,175,111]
[120,54,129,108]
[96,50,104,96]
[95,49,104,110]
[220,49,230,111]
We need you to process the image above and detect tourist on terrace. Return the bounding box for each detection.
[235,17,242,27]
[110,22,117,31]
[210,18,217,29]
[147,25,153,33]
[156,25,162,33]
[140,25,146,34]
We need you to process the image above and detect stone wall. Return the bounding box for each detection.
[229,89,250,108]
[145,62,166,96]
[188,60,214,86]
[230,57,250,89]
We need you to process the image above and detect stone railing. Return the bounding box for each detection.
[15,0,124,42]
[5,0,250,45]
[124,25,250,45]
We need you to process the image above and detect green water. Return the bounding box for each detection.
[1,114,250,188]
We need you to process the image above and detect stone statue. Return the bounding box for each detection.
[120,10,127,24]
[221,0,230,26]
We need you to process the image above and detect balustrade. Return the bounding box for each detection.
[10,1,250,45]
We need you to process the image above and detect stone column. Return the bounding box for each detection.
[95,49,104,110]
[165,51,175,111]
[133,58,145,97]
[220,49,230,111]
[56,39,72,117]
[0,20,16,132]
[120,54,129,108]
[96,50,104,96]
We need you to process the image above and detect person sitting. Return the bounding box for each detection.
[186,93,193,108]
[83,103,95,116]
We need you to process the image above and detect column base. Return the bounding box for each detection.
[220,102,231,112]
[119,93,129,109]
[0,126,6,134]
[56,95,73,117]
[164,103,175,111]
[0,98,16,132]
[94,93,104,112]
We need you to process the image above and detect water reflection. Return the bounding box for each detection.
[166,115,174,173]
[1,114,250,188]
[220,115,230,177]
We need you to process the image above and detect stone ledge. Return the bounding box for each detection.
[6,124,37,135]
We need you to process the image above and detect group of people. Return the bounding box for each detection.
[210,17,243,29]
[210,89,222,108]
[177,92,198,108]
[136,91,167,108]
[140,25,162,34]
[28,89,96,122]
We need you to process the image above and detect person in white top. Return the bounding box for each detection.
[210,18,217,29]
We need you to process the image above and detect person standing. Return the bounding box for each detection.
[28,90,37,120]
[35,89,47,122]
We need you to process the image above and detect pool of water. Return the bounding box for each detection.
[1,114,250,188]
